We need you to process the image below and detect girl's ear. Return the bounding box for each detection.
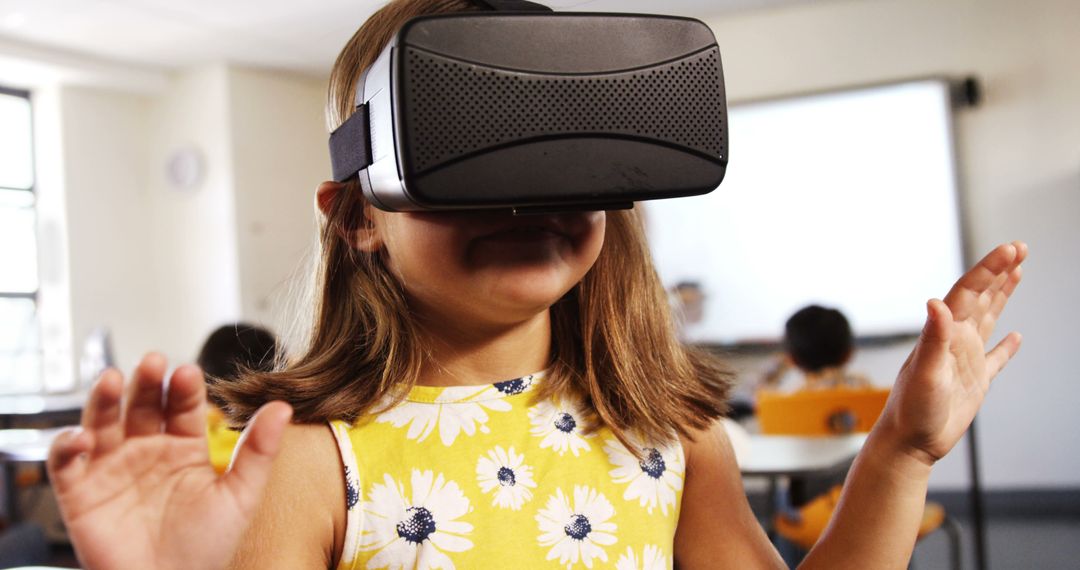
[351,202,384,252]
[314,180,342,217]
[314,181,384,252]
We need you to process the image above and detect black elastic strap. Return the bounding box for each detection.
[472,0,552,11]
[328,1,550,181]
[328,104,371,182]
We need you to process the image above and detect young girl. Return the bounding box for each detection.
[46,1,1027,568]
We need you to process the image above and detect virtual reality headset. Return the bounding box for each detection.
[328,0,728,213]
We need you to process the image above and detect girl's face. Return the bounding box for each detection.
[369,206,605,329]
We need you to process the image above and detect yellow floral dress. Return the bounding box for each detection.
[207,405,240,475]
[330,372,685,570]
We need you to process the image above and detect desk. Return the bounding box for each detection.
[0,428,66,464]
[0,392,87,427]
[738,434,867,538]
[0,393,86,524]
[738,434,867,477]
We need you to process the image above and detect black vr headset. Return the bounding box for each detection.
[328,0,728,214]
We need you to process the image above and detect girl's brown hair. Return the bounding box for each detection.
[214,0,733,450]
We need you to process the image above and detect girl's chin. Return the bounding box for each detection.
[478,274,579,314]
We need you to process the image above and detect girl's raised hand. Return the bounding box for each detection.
[879,241,1027,465]
[46,353,293,570]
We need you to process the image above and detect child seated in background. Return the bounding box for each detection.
[756,305,879,515]
[759,304,871,393]
[196,323,278,472]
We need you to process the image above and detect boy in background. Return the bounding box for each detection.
[197,323,278,472]
[759,304,871,392]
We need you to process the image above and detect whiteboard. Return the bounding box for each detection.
[644,80,965,345]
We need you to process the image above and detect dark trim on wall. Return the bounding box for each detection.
[928,488,1080,519]
[746,488,1080,520]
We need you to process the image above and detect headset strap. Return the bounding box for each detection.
[328,104,371,183]
[328,0,552,181]
[473,0,552,11]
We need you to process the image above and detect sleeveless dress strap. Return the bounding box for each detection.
[330,420,364,570]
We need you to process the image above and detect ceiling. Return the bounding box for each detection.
[0,0,818,78]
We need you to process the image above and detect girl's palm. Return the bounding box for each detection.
[884,242,1027,464]
[47,354,292,570]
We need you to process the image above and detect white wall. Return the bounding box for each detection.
[226,67,328,334]
[57,66,245,371]
[38,63,327,374]
[31,85,76,392]
[142,65,244,367]
[706,0,1080,490]
[57,85,159,375]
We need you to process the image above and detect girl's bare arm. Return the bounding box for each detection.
[674,426,788,569]
[228,423,346,570]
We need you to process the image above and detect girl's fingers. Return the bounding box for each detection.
[1011,240,1029,266]
[123,353,168,438]
[221,402,292,515]
[945,243,1019,322]
[47,427,94,491]
[165,365,211,439]
[912,299,954,375]
[987,265,1023,321]
[81,369,125,458]
[985,331,1023,380]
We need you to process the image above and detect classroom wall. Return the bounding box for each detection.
[55,66,244,372]
[34,63,327,374]
[56,85,159,377]
[31,85,76,392]
[705,0,1080,490]
[225,67,329,337]
[141,65,244,367]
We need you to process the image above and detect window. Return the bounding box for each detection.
[0,86,41,394]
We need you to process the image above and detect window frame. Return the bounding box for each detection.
[0,83,43,394]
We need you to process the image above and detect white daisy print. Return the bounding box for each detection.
[476,446,538,511]
[604,436,685,516]
[615,544,667,570]
[359,470,474,570]
[375,386,512,446]
[536,486,618,568]
[528,396,593,456]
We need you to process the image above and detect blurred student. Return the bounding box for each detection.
[672,281,706,327]
[758,305,875,514]
[196,323,279,473]
[759,304,871,393]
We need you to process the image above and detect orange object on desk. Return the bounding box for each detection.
[756,386,889,436]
